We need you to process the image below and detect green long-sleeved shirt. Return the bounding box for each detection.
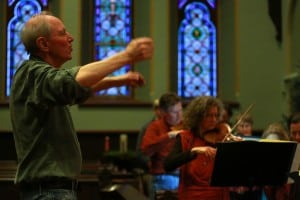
[10,56,92,183]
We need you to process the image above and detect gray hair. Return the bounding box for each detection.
[21,11,52,54]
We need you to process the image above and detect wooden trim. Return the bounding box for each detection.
[0,97,9,107]
[1,98,154,108]
[0,130,139,134]
[76,130,139,135]
[80,97,152,107]
[0,160,17,181]
[0,160,100,182]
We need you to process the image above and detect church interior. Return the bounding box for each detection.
[1,0,300,199]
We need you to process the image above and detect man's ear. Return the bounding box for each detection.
[36,37,49,52]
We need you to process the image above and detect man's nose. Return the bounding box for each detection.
[67,32,74,42]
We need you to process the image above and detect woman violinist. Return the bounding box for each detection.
[164,96,241,200]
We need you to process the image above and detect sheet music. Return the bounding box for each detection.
[211,140,298,186]
[290,143,300,174]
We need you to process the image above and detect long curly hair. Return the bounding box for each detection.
[183,96,224,133]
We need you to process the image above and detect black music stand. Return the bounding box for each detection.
[210,140,297,187]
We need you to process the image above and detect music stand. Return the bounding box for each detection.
[210,140,297,187]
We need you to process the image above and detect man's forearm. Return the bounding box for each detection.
[90,76,126,92]
[75,51,131,87]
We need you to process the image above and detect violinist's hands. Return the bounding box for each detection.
[191,146,216,160]
[223,133,243,142]
[125,37,154,63]
[168,130,182,138]
[230,135,243,142]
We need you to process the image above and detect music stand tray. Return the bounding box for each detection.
[210,140,297,187]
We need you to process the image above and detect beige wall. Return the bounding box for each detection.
[1,0,299,131]
[225,0,285,129]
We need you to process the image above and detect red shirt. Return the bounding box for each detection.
[178,130,230,200]
[141,119,178,174]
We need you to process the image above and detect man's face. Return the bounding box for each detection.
[290,122,300,143]
[45,16,74,67]
[162,102,183,127]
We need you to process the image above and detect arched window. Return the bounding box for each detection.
[177,0,217,98]
[79,0,133,101]
[2,0,49,100]
[94,0,132,96]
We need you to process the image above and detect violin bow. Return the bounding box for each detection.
[230,103,254,133]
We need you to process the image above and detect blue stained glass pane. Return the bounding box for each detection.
[178,0,188,9]
[6,0,48,96]
[8,0,16,6]
[179,0,216,9]
[178,1,217,98]
[206,0,216,8]
[94,0,132,96]
[9,0,48,6]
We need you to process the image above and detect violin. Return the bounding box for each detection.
[203,122,243,146]
[202,103,254,146]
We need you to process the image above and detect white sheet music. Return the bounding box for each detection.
[290,143,300,174]
[286,143,300,183]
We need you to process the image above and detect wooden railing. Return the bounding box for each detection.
[0,130,141,199]
[0,160,99,182]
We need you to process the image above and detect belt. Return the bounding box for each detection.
[19,177,78,191]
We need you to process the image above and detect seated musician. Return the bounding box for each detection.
[230,111,265,200]
[262,122,292,200]
[287,113,300,199]
[234,112,256,139]
[164,95,238,200]
[140,92,183,199]
[288,112,300,143]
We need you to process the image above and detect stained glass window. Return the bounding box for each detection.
[178,0,217,98]
[94,0,132,96]
[6,0,48,97]
[206,0,216,8]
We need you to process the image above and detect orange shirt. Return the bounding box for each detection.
[178,130,230,200]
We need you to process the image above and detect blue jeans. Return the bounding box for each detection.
[149,174,179,200]
[20,189,77,200]
[153,174,179,191]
